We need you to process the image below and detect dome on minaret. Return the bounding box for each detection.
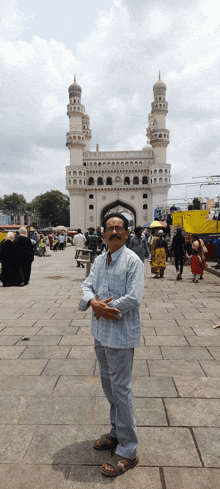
[68,75,82,98]
[83,113,90,120]
[153,72,166,91]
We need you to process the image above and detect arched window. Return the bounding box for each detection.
[106,177,112,185]
[159,178,163,183]
[89,194,93,199]
[79,180,82,184]
[142,176,148,184]
[124,177,130,185]
[159,169,163,174]
[88,177,94,185]
[143,193,148,198]
[165,178,168,182]
[73,179,77,184]
[143,204,148,209]
[154,169,157,174]
[133,176,139,184]
[159,133,162,138]
[89,204,94,209]
[164,169,168,174]
[97,177,103,185]
[83,162,86,166]
[154,178,157,183]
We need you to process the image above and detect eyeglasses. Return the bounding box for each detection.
[105,226,125,233]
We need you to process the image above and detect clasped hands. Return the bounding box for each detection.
[89,295,120,321]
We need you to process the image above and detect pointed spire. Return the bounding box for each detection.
[74,74,76,83]
[159,71,161,81]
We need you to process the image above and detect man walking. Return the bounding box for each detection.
[73,229,86,268]
[129,226,149,262]
[171,227,186,280]
[79,212,145,477]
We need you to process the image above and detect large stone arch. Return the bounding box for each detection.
[100,199,137,227]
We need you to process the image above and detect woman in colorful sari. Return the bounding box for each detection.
[150,230,168,278]
[188,235,207,282]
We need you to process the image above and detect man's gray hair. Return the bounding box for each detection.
[19,227,27,235]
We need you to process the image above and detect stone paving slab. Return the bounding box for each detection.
[143,336,189,346]
[0,375,58,395]
[193,428,220,467]
[174,376,220,398]
[165,398,220,426]
[200,361,220,377]
[154,325,196,336]
[0,336,22,345]
[19,346,71,359]
[137,427,201,466]
[148,360,205,377]
[0,425,36,463]
[163,467,220,489]
[0,345,27,359]
[0,396,31,423]
[59,336,94,346]
[186,335,220,346]
[43,358,96,376]
[161,346,213,360]
[0,327,43,336]
[64,466,162,489]
[0,464,68,489]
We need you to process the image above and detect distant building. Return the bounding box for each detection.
[65,74,171,229]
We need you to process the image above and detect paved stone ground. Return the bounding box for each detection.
[1,246,220,488]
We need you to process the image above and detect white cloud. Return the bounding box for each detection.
[1,0,220,205]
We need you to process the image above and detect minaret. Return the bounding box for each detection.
[65,76,89,229]
[146,74,171,219]
[66,75,86,165]
[147,72,170,165]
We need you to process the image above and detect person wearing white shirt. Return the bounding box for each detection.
[73,229,86,268]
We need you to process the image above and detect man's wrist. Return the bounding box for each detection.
[88,298,97,308]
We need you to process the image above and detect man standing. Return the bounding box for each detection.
[79,212,145,477]
[129,226,149,262]
[73,229,86,268]
[13,227,34,286]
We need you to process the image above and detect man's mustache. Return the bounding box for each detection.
[109,235,121,240]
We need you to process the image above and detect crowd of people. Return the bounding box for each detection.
[0,221,209,288]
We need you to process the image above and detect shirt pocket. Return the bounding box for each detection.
[107,272,126,298]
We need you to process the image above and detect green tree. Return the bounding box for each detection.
[32,190,70,227]
[0,193,27,211]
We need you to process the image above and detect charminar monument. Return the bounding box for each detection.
[65,74,171,229]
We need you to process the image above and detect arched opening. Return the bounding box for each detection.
[124,176,130,185]
[89,204,94,209]
[106,177,112,185]
[133,176,139,184]
[142,176,148,184]
[97,177,103,185]
[89,194,93,199]
[100,199,137,227]
[88,177,94,185]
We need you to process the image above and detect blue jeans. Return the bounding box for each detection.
[94,339,138,459]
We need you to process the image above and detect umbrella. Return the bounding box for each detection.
[53,226,67,232]
[158,221,167,228]
[149,220,162,228]
[142,222,152,228]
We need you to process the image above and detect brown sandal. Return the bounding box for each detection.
[93,433,118,451]
[101,453,139,477]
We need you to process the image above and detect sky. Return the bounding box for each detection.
[1,0,220,206]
